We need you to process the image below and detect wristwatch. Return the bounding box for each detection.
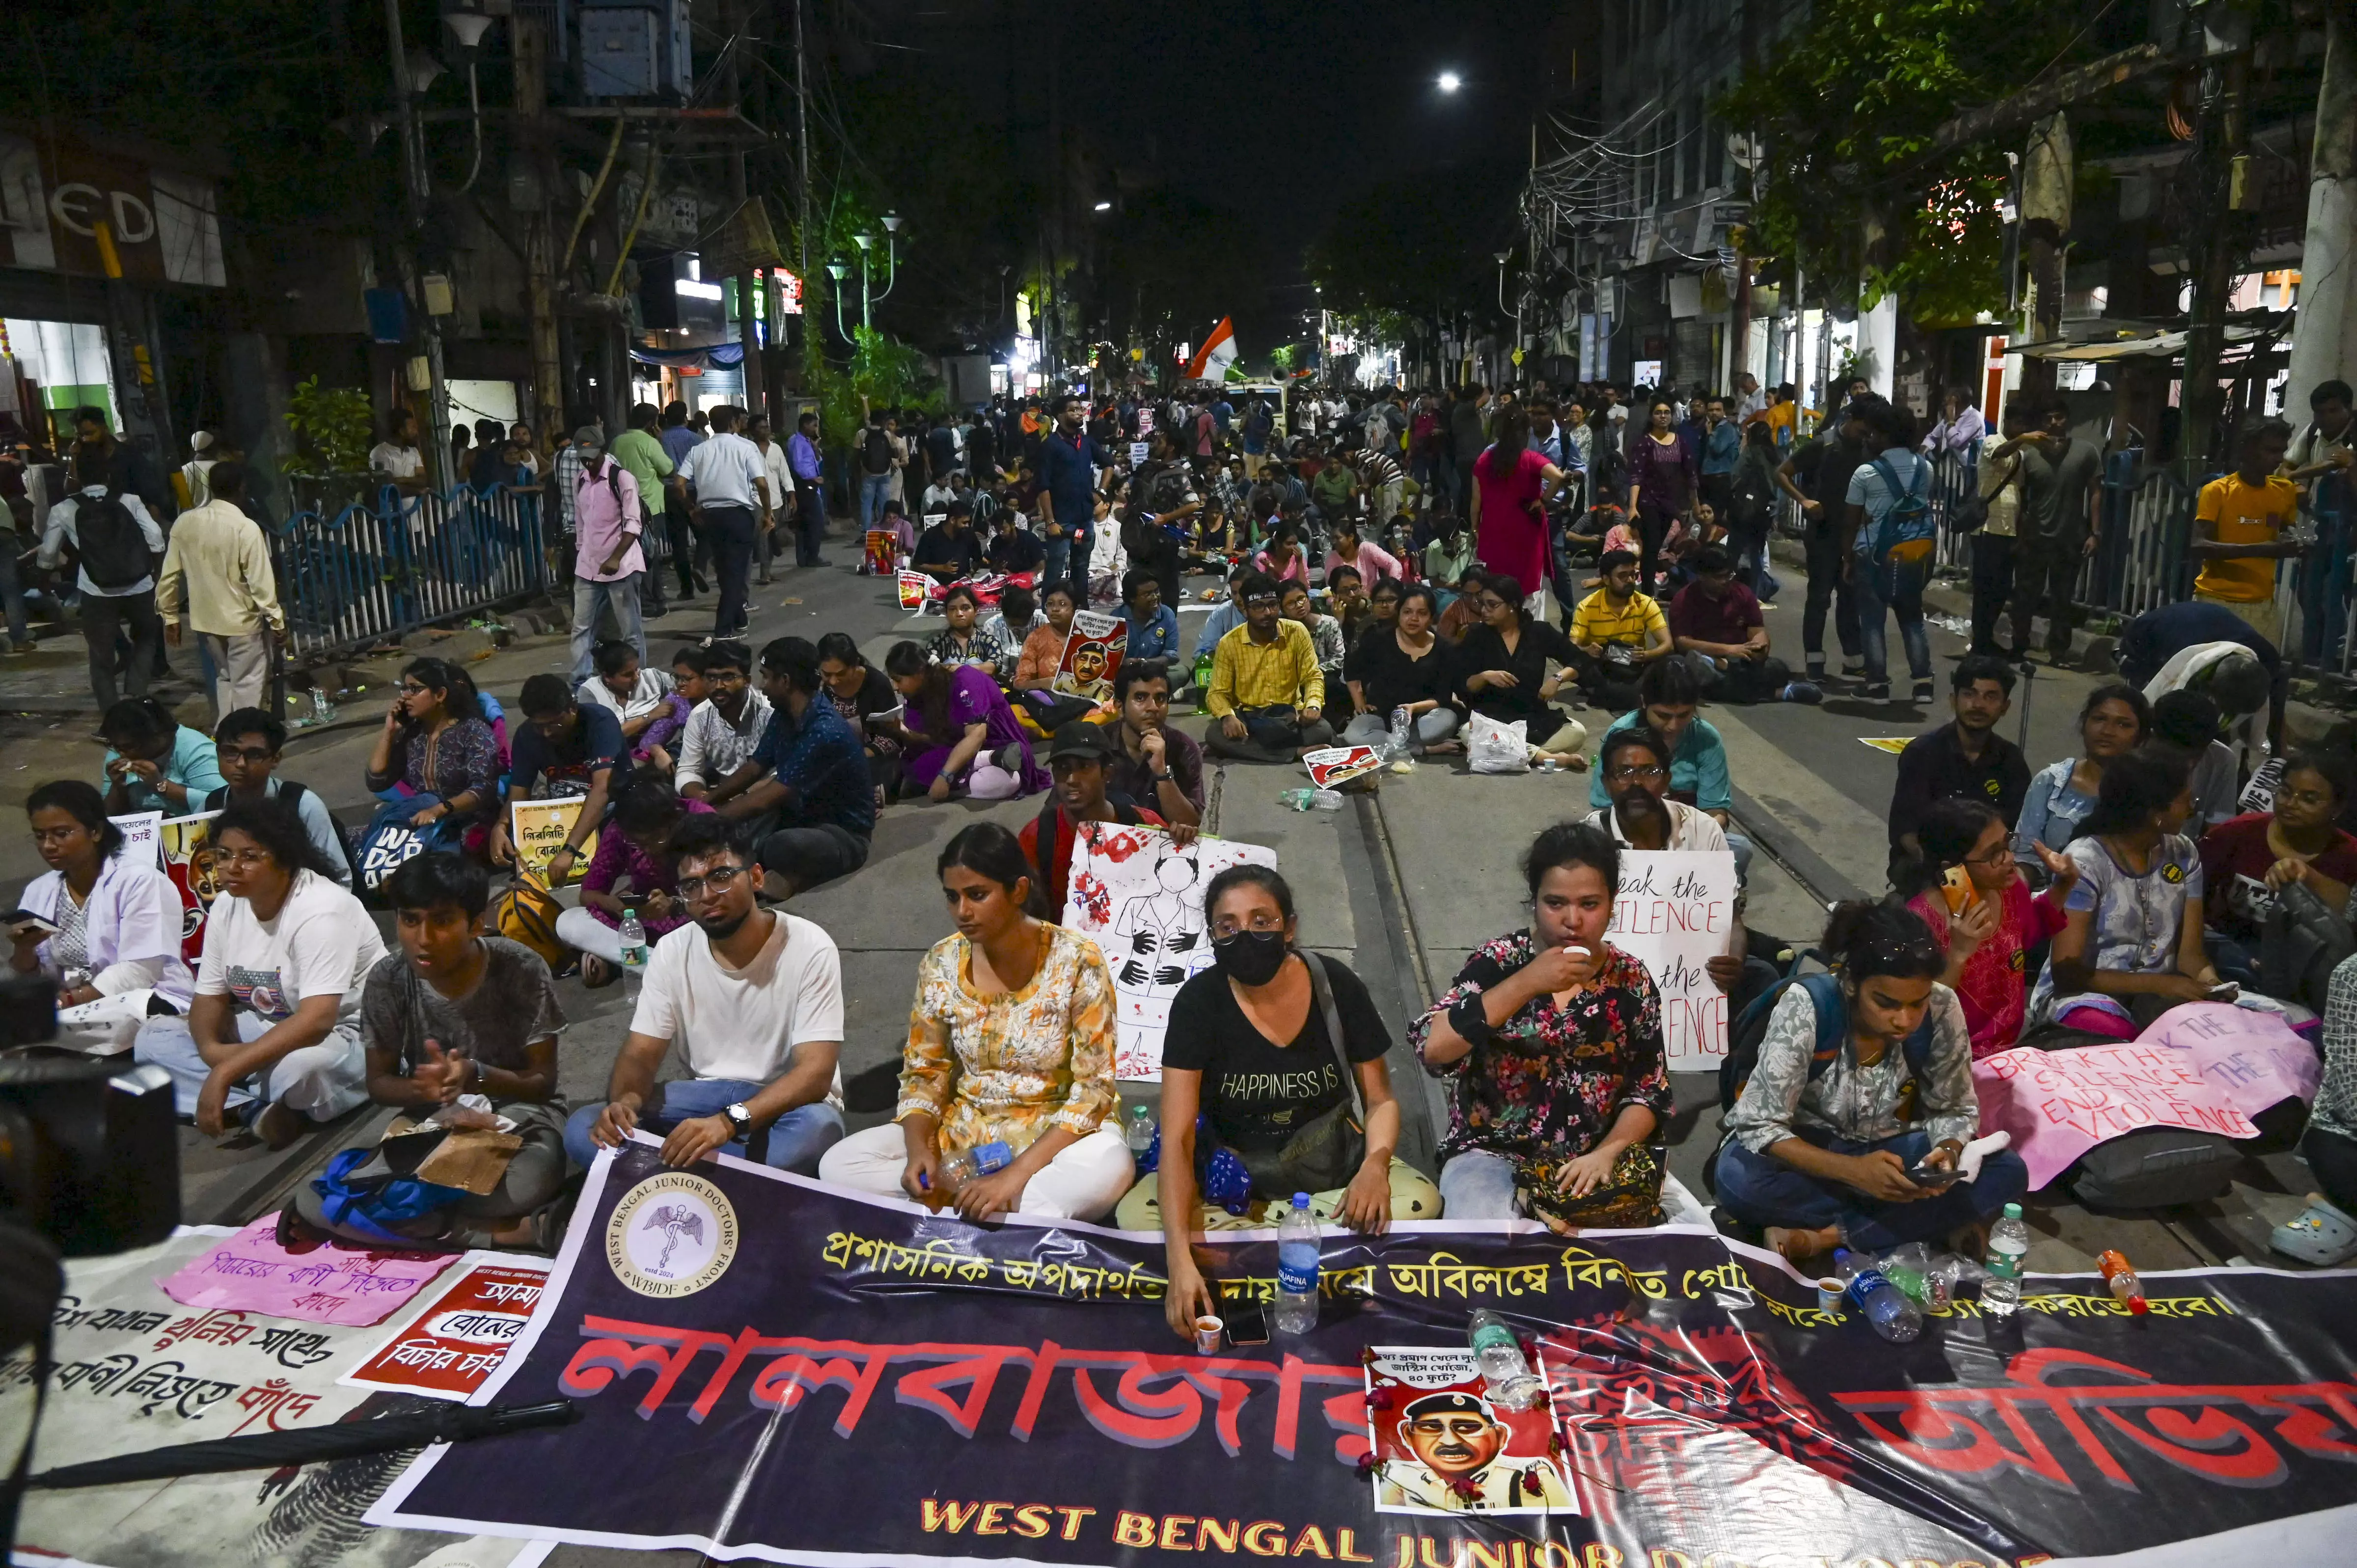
[723,1102,754,1140]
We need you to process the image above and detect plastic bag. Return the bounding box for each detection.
[1467,714,1530,774]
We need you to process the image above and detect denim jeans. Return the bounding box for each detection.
[1437,1150,1520,1219]
[858,473,893,533]
[570,572,645,680]
[1042,537,1070,588]
[1715,1127,2029,1251]
[1849,547,1931,686]
[1801,524,1861,666]
[562,1076,845,1175]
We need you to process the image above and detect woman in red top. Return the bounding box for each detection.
[1901,797,2078,1057]
[2197,751,2357,948]
[1471,405,1571,607]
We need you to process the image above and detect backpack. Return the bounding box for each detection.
[491,870,569,969]
[1717,972,1934,1112]
[1863,455,1932,560]
[308,1147,466,1246]
[862,425,895,476]
[203,780,363,889]
[75,490,151,590]
[2260,880,2357,1015]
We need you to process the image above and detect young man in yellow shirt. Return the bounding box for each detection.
[2193,417,2303,644]
[1203,571,1333,762]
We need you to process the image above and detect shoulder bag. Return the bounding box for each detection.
[1198,951,1370,1198]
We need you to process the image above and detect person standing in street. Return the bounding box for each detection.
[787,409,828,567]
[678,406,769,645]
[2000,395,2104,662]
[1039,393,1107,596]
[750,413,789,587]
[2190,416,2305,647]
[1776,399,1871,684]
[39,449,167,708]
[856,406,897,534]
[568,426,648,682]
[1966,399,2030,658]
[155,460,283,716]
[657,401,709,599]
[610,404,679,617]
[1450,385,1490,515]
[1698,396,1740,523]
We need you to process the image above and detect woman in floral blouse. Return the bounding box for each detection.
[819,822,1132,1221]
[1410,820,1672,1228]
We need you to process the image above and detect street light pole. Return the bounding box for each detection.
[853,233,874,331]
[383,0,452,488]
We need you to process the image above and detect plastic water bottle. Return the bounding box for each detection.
[936,1139,1014,1192]
[1277,787,1344,811]
[1386,705,1412,760]
[1467,1309,1545,1411]
[1835,1249,1923,1343]
[617,909,649,993]
[309,685,338,725]
[1274,1193,1320,1335]
[2097,1248,2148,1315]
[1124,1105,1155,1156]
[1982,1203,2031,1317]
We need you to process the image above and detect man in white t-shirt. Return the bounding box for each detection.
[367,409,429,493]
[563,815,846,1173]
[677,405,772,643]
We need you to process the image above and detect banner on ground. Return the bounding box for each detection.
[2139,1000,2323,1123]
[1303,745,1382,790]
[342,1253,553,1401]
[508,797,599,888]
[372,1141,2357,1566]
[1052,611,1126,702]
[1058,822,1275,1080]
[1602,848,1738,1071]
[17,1226,549,1568]
[1975,1041,2263,1189]
[899,569,934,610]
[160,1215,459,1327]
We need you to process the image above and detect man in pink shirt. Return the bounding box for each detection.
[569,423,647,681]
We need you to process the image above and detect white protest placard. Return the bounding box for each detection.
[109,809,164,869]
[1602,848,1738,1071]
[1060,822,1277,1080]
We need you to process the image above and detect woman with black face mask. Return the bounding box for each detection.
[1131,865,1439,1344]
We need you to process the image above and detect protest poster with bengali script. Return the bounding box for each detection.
[1603,848,1738,1070]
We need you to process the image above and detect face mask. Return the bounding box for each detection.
[1212,928,1288,986]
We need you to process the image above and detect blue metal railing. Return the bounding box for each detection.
[272,483,550,662]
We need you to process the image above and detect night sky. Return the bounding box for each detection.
[863,0,1564,349]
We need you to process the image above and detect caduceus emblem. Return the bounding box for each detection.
[641,1202,706,1271]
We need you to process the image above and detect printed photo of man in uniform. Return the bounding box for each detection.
[1375,1390,1574,1513]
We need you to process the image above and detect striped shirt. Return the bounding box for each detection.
[1360,450,1403,487]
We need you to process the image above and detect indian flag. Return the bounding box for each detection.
[1180,317,1237,383]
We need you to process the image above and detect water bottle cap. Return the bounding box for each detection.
[2002,1203,2023,1218]
[623,908,636,918]
[1292,1192,1311,1208]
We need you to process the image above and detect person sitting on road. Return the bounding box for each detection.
[1434,564,1490,643]
[564,815,847,1176]
[1252,517,1311,588]
[1423,512,1474,595]
[364,658,505,855]
[1018,721,1191,915]
[1098,658,1204,825]
[816,630,904,804]
[2146,689,2243,835]
[911,505,983,583]
[134,798,387,1146]
[1899,797,2078,1058]
[555,767,713,986]
[2012,682,2151,858]
[2275,954,2357,1266]
[2031,747,2220,1036]
[1718,898,2029,1265]
[1011,580,1100,730]
[674,640,772,802]
[291,853,569,1251]
[1411,821,1673,1229]
[1326,518,1401,588]
[2198,749,2357,982]
[203,708,352,887]
[886,636,1049,802]
[927,582,1007,678]
[1455,572,1589,756]
[1324,563,1372,645]
[818,822,1132,1220]
[1281,579,1350,715]
[491,674,623,881]
[1120,568,1182,663]
[98,697,225,817]
[1203,571,1334,762]
[13,779,194,1013]
[707,636,877,894]
[576,637,687,770]
[1585,658,1752,877]
[1142,866,1438,1327]
[1667,545,1814,705]
[1887,655,2028,878]
[1196,562,1257,650]
[1344,582,1462,755]
[984,503,1046,577]
[980,583,1044,653]
[1568,549,1672,711]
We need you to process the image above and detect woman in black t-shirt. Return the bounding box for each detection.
[1122,866,1442,1342]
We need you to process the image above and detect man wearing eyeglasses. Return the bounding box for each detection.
[202,707,353,888]
[1202,570,1333,762]
[563,814,846,1175]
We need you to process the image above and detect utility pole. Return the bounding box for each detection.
[2181,10,2253,475]
[2017,112,2072,401]
[515,9,565,454]
[384,0,451,486]
[792,0,818,390]
[2286,7,2357,421]
[723,0,764,423]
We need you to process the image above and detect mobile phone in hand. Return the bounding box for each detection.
[1905,1161,1964,1189]
[2208,982,2241,1001]
[4,908,59,940]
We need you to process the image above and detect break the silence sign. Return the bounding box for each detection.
[1602,848,1738,1071]
[371,1136,2357,1568]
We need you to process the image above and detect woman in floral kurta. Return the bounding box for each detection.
[1411,821,1674,1228]
[817,823,1133,1221]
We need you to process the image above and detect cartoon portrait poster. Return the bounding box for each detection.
[1059,822,1275,1080]
[1052,610,1127,702]
[159,811,222,964]
[1364,1347,1576,1517]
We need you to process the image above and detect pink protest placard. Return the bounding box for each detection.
[1974,1043,2261,1190]
[159,1216,458,1327]
[2138,1001,2323,1122]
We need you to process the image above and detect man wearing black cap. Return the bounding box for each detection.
[1376,1390,1573,1513]
[1018,723,1194,914]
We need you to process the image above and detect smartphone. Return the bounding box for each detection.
[1905,1162,1964,1189]
[2208,982,2241,1001]
[1940,865,1979,917]
[1225,1303,1270,1346]
[3,908,58,940]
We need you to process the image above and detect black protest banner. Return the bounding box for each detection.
[371,1139,2357,1565]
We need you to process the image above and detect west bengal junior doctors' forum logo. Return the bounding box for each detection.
[606,1170,739,1298]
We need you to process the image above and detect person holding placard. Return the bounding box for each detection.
[1720,900,2025,1264]
[13,779,195,1011]
[817,823,1131,1221]
[491,675,623,879]
[1411,821,1672,1229]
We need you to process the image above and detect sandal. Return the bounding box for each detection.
[581,954,618,989]
[2270,1194,2357,1266]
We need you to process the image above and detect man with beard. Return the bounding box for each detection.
[1017,722,1196,914]
[1376,1391,1573,1512]
[563,813,847,1175]
[1583,726,1759,1005]
[1886,653,2027,879]
[1101,658,1204,827]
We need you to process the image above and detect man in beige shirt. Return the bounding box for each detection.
[156,460,284,714]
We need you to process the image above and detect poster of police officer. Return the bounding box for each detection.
[1363,1347,1576,1516]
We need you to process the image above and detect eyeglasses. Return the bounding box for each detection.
[1608,764,1667,781]
[215,746,276,764]
[400,682,431,697]
[216,848,276,869]
[675,864,749,898]
[1963,844,2014,868]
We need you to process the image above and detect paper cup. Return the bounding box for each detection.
[1816,1278,1845,1315]
[1194,1316,1224,1355]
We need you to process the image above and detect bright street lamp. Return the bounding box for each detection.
[1437,72,1461,93]
[1093,200,1112,212]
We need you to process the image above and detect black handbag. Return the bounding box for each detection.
[1202,951,1370,1198]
